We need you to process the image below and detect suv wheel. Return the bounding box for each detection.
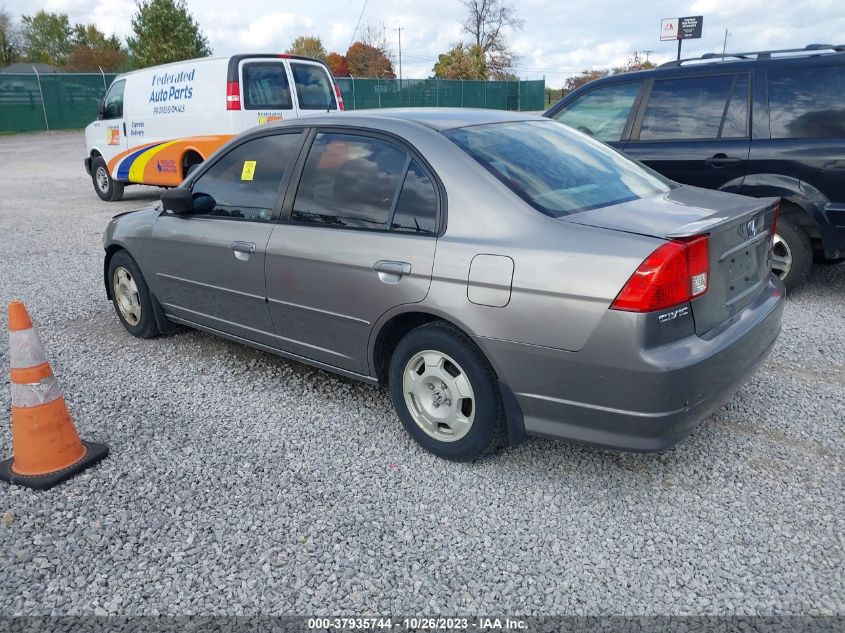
[771,216,812,293]
[388,322,505,461]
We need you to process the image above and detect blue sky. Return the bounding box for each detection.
[5,0,844,86]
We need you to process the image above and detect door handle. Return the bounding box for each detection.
[373,260,411,283]
[231,241,256,261]
[705,154,742,168]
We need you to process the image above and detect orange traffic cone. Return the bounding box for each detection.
[0,301,108,490]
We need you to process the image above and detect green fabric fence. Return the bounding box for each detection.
[0,73,544,133]
[0,72,118,133]
[335,78,545,112]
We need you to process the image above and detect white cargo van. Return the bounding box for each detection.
[84,53,343,201]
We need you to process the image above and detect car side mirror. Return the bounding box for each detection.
[96,98,105,119]
[160,188,193,215]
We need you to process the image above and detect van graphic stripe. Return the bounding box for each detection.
[128,141,179,183]
[115,142,165,181]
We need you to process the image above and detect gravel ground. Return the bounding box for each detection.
[0,131,843,617]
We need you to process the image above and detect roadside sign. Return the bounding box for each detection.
[661,16,703,41]
[661,15,704,60]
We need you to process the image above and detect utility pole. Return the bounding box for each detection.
[722,29,730,59]
[643,50,654,62]
[395,27,404,82]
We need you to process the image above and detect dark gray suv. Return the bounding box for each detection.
[545,44,845,291]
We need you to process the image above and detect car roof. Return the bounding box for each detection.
[266,108,543,132]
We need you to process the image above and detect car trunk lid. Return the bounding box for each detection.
[562,186,779,334]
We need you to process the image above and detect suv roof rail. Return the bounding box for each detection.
[659,43,845,67]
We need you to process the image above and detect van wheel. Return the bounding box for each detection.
[388,322,505,461]
[772,216,812,293]
[91,156,124,202]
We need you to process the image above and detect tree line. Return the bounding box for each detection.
[0,0,653,90]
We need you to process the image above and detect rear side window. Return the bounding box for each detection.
[768,66,845,138]
[553,82,641,142]
[391,161,438,234]
[292,133,438,233]
[102,79,125,119]
[190,132,302,221]
[290,63,337,110]
[639,74,749,140]
[243,63,292,110]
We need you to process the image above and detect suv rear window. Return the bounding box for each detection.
[290,63,336,110]
[768,66,845,139]
[639,74,749,140]
[445,120,672,218]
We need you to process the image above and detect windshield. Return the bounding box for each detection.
[444,120,673,217]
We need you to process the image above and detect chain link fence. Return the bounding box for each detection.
[0,72,118,133]
[0,73,545,133]
[335,78,545,111]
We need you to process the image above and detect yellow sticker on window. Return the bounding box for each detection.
[241,160,256,181]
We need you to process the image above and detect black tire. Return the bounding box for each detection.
[107,250,159,338]
[388,322,505,461]
[91,155,124,202]
[772,216,812,293]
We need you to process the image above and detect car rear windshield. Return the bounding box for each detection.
[444,120,673,217]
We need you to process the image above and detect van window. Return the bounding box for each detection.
[243,63,293,110]
[639,74,747,141]
[292,133,408,229]
[769,66,845,138]
[102,79,125,119]
[190,132,302,221]
[553,82,641,142]
[290,63,336,110]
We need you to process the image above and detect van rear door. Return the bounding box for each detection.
[237,59,297,131]
[288,60,339,116]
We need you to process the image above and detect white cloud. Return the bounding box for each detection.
[4,0,845,87]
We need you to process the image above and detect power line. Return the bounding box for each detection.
[348,0,369,50]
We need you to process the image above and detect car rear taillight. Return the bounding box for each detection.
[769,203,779,253]
[611,235,710,312]
[226,81,241,111]
[334,82,344,110]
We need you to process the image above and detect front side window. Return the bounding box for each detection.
[639,74,749,141]
[243,63,292,110]
[553,82,642,142]
[445,120,672,218]
[102,79,125,119]
[290,63,336,110]
[292,133,408,230]
[768,66,845,139]
[190,132,302,221]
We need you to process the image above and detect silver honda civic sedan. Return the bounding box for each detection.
[103,109,785,460]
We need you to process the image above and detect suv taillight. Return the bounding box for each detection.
[334,82,344,110]
[611,235,710,312]
[226,81,241,111]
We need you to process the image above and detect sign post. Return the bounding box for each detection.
[661,15,704,60]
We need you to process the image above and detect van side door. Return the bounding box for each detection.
[98,79,128,172]
[624,73,751,191]
[238,59,298,131]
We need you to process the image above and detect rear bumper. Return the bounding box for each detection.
[84,157,92,176]
[480,277,785,451]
